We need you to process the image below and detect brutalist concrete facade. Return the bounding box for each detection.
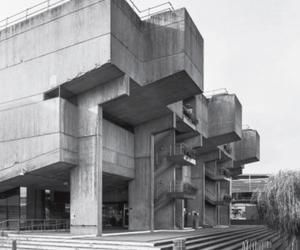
[0,0,259,235]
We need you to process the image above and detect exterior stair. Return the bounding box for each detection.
[0,226,289,250]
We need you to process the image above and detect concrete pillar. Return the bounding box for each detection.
[70,106,102,235]
[188,161,205,226]
[175,200,184,229]
[129,115,175,231]
[26,187,45,219]
[154,129,176,230]
[129,125,154,231]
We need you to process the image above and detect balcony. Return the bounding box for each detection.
[167,143,196,166]
[167,181,198,200]
[229,165,244,178]
[174,101,200,142]
[183,104,198,126]
[234,129,260,164]
[205,169,228,182]
[206,93,242,146]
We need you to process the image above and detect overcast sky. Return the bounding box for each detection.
[0,0,299,174]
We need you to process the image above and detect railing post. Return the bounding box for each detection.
[12,240,17,250]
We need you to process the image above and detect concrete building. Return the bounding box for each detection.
[231,174,269,224]
[0,0,260,235]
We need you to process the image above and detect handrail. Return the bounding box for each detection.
[0,219,70,231]
[203,88,228,98]
[242,124,251,130]
[126,0,174,20]
[171,143,195,159]
[0,0,175,31]
[0,0,71,31]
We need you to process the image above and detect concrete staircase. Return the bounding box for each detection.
[0,226,287,250]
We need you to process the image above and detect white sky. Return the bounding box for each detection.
[0,0,299,174]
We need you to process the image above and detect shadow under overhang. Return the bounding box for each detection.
[102,70,202,127]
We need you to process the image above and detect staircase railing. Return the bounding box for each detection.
[171,143,195,158]
[170,181,198,195]
[0,219,70,231]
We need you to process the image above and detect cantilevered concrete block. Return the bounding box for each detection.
[0,98,78,185]
[207,94,242,146]
[234,129,260,164]
[0,0,203,122]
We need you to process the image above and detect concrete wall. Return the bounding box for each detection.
[111,0,203,89]
[103,119,135,179]
[0,98,78,183]
[207,94,242,145]
[0,0,203,105]
[0,0,111,103]
[195,95,208,138]
[234,129,260,164]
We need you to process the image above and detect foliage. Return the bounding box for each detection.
[254,170,300,236]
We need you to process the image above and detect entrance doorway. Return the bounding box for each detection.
[102,173,130,232]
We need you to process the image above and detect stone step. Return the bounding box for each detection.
[1,226,284,250]
[0,240,162,250]
[185,228,272,249]
[185,226,265,244]
[222,231,279,250]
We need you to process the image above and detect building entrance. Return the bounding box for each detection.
[102,173,130,231]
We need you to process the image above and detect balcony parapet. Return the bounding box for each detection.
[229,165,244,178]
[205,170,228,182]
[167,181,198,200]
[167,143,196,166]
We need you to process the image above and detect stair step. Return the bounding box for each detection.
[186,228,270,249]
[222,231,279,250]
[185,226,265,244]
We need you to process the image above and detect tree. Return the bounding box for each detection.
[254,170,300,249]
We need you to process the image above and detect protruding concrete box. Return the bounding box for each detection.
[0,98,78,190]
[0,0,203,125]
[207,94,242,146]
[234,129,260,164]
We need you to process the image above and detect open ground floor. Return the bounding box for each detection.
[0,167,230,234]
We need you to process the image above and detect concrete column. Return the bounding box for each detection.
[26,187,45,219]
[129,126,154,231]
[129,115,175,231]
[70,106,102,235]
[188,161,205,226]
